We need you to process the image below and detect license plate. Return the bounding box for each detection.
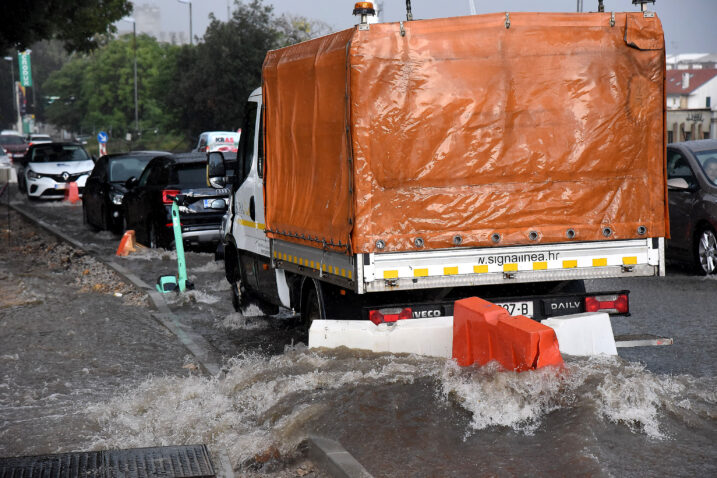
[496,301,534,317]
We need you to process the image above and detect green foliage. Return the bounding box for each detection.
[43,34,179,139]
[162,0,332,138]
[37,0,332,146]
[0,0,132,53]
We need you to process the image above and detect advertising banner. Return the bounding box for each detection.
[18,51,32,88]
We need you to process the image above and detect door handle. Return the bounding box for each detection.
[249,196,256,222]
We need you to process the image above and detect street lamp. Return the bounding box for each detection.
[121,17,139,137]
[177,0,193,46]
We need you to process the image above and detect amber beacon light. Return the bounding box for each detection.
[353,2,375,25]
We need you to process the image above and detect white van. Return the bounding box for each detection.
[194,131,240,153]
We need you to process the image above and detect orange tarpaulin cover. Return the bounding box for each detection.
[263,12,666,254]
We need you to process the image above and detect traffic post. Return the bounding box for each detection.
[97,131,108,156]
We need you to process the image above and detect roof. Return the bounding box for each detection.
[170,152,207,164]
[666,69,717,95]
[670,139,717,152]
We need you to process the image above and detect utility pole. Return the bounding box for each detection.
[468,0,477,15]
[3,57,19,133]
[121,17,139,137]
[178,0,193,46]
[577,0,583,12]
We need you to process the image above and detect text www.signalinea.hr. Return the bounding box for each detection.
[476,251,560,266]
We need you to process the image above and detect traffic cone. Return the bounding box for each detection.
[64,182,80,204]
[116,230,138,256]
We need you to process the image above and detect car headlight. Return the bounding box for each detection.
[111,192,124,205]
[80,170,93,176]
[27,170,41,180]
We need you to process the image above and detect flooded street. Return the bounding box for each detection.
[1,191,716,476]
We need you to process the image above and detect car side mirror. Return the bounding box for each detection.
[125,176,139,189]
[667,178,692,190]
[207,151,227,189]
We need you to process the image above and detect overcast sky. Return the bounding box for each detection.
[136,0,716,54]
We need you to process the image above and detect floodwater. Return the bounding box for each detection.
[2,195,716,476]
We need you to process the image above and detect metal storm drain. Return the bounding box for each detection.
[0,445,215,478]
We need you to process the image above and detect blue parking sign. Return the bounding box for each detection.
[97,131,108,143]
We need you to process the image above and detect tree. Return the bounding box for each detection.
[0,0,132,53]
[43,35,179,138]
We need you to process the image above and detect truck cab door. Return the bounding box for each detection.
[232,95,269,258]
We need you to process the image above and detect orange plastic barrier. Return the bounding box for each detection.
[64,182,80,204]
[116,230,138,256]
[452,297,563,371]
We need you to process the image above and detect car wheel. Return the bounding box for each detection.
[18,171,26,193]
[694,227,717,275]
[149,222,159,249]
[83,203,98,231]
[301,284,323,326]
[230,281,248,312]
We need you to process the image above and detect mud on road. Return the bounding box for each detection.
[0,208,326,478]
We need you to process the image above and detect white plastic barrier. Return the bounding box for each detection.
[542,312,618,356]
[309,317,454,358]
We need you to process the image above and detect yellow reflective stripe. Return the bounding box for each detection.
[474,265,488,274]
[341,268,346,277]
[237,219,266,230]
[503,263,518,272]
[383,270,399,279]
[414,268,429,277]
[563,260,578,269]
[348,270,353,279]
[533,261,548,270]
[623,256,637,265]
[444,266,459,275]
[593,258,607,267]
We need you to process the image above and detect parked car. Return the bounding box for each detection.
[666,140,717,274]
[122,152,230,249]
[83,151,168,233]
[25,133,53,146]
[18,143,94,199]
[193,131,240,153]
[0,134,28,162]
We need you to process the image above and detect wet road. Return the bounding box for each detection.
[1,187,715,477]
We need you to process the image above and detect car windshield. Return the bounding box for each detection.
[31,145,89,163]
[108,156,152,182]
[171,163,208,188]
[0,136,26,145]
[696,149,717,185]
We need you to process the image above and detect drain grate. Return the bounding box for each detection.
[0,445,215,478]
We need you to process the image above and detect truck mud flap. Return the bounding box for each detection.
[0,445,215,478]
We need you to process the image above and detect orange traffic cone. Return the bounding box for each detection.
[64,182,80,204]
[116,230,138,256]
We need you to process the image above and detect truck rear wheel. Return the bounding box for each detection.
[301,281,325,326]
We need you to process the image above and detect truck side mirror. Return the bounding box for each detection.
[125,176,139,189]
[207,151,227,189]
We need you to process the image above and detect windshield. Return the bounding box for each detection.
[108,156,151,182]
[696,149,717,185]
[171,163,208,188]
[0,135,26,145]
[31,145,90,163]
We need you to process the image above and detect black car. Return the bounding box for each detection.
[122,153,230,249]
[82,151,168,233]
[666,140,717,275]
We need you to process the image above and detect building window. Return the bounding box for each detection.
[707,96,712,108]
[667,131,673,143]
[685,131,692,141]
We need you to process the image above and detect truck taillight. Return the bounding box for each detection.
[369,307,412,325]
[585,294,629,314]
[162,189,180,204]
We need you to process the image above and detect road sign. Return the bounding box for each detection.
[97,131,108,143]
[18,51,32,87]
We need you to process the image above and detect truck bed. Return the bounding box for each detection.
[272,237,663,294]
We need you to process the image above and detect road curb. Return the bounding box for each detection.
[9,203,223,376]
[308,436,373,478]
